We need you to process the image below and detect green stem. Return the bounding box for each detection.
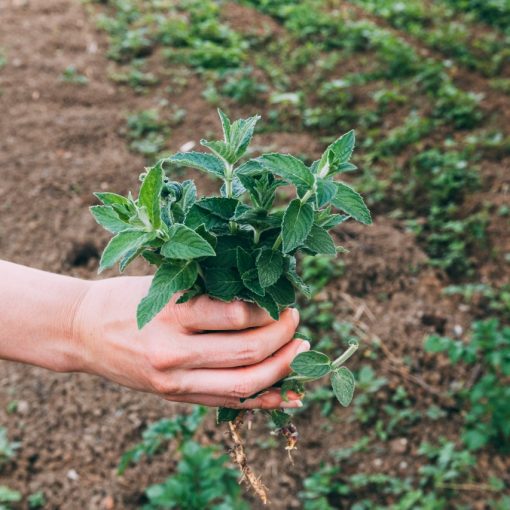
[253,229,261,244]
[272,234,282,250]
[331,342,359,369]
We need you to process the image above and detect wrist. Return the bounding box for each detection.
[64,278,94,373]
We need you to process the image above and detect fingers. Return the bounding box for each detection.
[170,295,275,332]
[176,339,310,397]
[173,308,300,369]
[165,389,303,410]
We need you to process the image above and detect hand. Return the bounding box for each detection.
[73,276,309,409]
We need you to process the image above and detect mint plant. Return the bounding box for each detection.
[92,109,371,501]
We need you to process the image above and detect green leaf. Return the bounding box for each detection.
[236,247,255,275]
[184,198,239,230]
[180,180,197,212]
[251,291,279,320]
[282,199,314,253]
[0,486,22,503]
[194,197,239,220]
[90,205,130,234]
[270,410,291,428]
[137,261,198,329]
[204,268,243,301]
[217,407,241,423]
[241,268,265,296]
[267,276,296,306]
[139,164,164,229]
[256,154,314,189]
[94,192,132,209]
[256,248,284,288]
[160,224,216,259]
[291,351,331,378]
[332,182,372,225]
[203,235,251,268]
[99,230,156,273]
[331,367,355,407]
[304,225,336,255]
[164,152,225,177]
[330,130,355,164]
[201,110,260,164]
[316,178,337,207]
[285,256,311,299]
[176,286,202,305]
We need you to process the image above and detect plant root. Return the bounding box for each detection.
[228,416,269,505]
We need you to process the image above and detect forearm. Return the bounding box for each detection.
[0,260,90,372]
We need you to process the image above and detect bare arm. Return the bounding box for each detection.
[0,260,308,409]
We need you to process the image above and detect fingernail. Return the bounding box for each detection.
[280,400,303,408]
[296,340,310,354]
[291,308,300,327]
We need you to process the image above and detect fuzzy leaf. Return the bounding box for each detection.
[331,367,355,407]
[139,164,163,229]
[332,182,372,225]
[256,248,284,288]
[330,130,355,165]
[165,152,225,177]
[267,276,296,306]
[176,286,202,305]
[217,407,241,423]
[316,178,337,207]
[270,410,291,428]
[160,224,216,259]
[94,192,132,210]
[204,268,243,301]
[282,199,314,253]
[291,351,332,378]
[304,225,336,255]
[137,261,198,329]
[99,230,156,273]
[204,235,251,268]
[180,180,197,212]
[251,291,279,320]
[286,257,311,298]
[90,205,130,234]
[256,154,314,190]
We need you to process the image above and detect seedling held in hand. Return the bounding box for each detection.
[91,109,371,502]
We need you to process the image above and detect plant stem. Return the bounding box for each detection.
[272,234,282,250]
[332,342,359,369]
[253,229,261,244]
[300,188,314,204]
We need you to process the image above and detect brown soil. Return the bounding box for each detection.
[0,1,509,509]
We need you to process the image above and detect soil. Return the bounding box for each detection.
[0,1,508,509]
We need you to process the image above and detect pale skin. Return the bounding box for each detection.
[0,260,309,409]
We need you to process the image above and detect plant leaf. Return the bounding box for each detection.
[164,152,225,177]
[139,163,164,229]
[99,230,156,273]
[160,224,216,259]
[332,182,372,225]
[291,350,332,378]
[316,178,337,207]
[282,199,314,253]
[267,276,295,306]
[270,410,291,428]
[330,130,355,164]
[331,367,355,407]
[251,291,279,320]
[285,256,311,298]
[304,225,336,255]
[217,407,241,424]
[256,154,314,189]
[204,268,243,301]
[256,248,284,288]
[137,261,198,329]
[90,205,130,234]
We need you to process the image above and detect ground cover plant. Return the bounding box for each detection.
[92,108,371,502]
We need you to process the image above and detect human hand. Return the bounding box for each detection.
[73,276,309,409]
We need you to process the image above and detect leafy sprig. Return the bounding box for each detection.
[92,108,370,427]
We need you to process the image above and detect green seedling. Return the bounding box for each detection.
[92,109,371,501]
